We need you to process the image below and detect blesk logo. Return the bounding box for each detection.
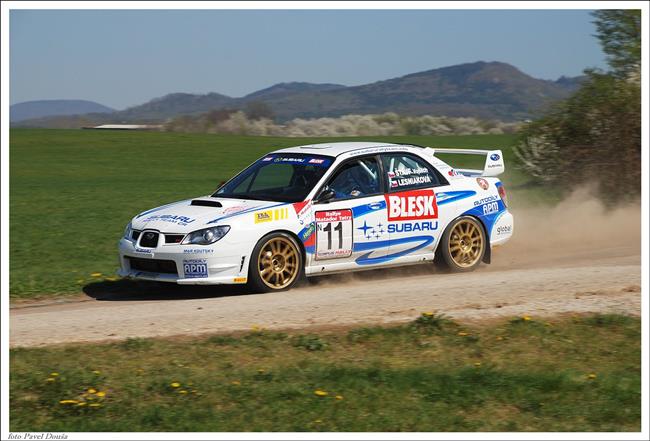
[385,189,438,221]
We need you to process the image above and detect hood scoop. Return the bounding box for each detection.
[190,199,223,208]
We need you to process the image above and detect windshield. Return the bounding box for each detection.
[213,154,334,203]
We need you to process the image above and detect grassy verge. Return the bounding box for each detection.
[10,129,556,299]
[10,313,640,432]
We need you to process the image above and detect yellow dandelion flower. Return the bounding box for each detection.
[96,391,106,397]
[422,311,434,317]
[76,402,87,407]
[89,403,102,408]
[50,372,59,377]
[314,419,322,423]
[335,395,344,400]
[92,370,101,375]
[231,380,241,386]
[59,400,78,405]
[87,388,97,394]
[496,336,504,341]
[76,279,85,284]
[105,277,118,281]
[587,373,597,380]
[257,368,266,374]
[179,390,188,394]
[91,272,103,277]
[474,362,482,367]
[46,378,55,382]
[314,389,328,397]
[170,382,181,388]
[457,331,469,336]
[522,316,531,321]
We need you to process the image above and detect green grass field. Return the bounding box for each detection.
[10,313,640,432]
[10,129,555,299]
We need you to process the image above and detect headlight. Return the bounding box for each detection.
[124,222,133,240]
[181,226,231,245]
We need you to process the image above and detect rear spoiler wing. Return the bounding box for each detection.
[423,147,505,177]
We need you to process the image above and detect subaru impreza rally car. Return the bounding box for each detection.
[119,142,513,292]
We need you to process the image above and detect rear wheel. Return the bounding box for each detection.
[436,216,486,272]
[248,233,303,292]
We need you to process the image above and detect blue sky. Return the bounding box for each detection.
[10,9,607,110]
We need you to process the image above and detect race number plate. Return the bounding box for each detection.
[315,209,353,260]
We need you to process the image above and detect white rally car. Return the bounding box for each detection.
[118,142,513,292]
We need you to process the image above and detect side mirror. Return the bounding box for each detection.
[215,180,226,192]
[315,186,336,204]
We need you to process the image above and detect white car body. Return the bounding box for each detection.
[118,142,514,285]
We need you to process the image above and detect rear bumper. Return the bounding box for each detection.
[118,238,248,285]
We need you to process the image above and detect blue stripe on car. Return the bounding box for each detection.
[435,190,477,206]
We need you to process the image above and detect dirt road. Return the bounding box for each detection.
[10,192,642,347]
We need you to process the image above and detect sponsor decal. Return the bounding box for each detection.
[490,153,501,161]
[388,221,438,233]
[476,178,489,190]
[315,209,353,259]
[233,277,247,283]
[223,205,247,214]
[385,189,438,221]
[292,200,312,225]
[254,211,273,223]
[482,202,499,215]
[134,247,153,254]
[496,225,512,235]
[349,146,408,156]
[308,158,325,164]
[183,259,208,278]
[487,163,501,169]
[274,157,305,163]
[301,222,316,242]
[357,220,387,241]
[144,214,196,226]
[262,156,274,161]
[183,249,214,254]
[448,169,462,177]
[473,195,500,206]
[255,207,289,223]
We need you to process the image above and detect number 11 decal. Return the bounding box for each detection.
[315,210,353,260]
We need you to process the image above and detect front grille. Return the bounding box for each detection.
[139,231,159,248]
[127,257,178,275]
[165,234,184,244]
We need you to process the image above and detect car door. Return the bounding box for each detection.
[381,152,449,260]
[311,155,389,268]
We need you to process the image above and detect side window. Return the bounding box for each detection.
[382,153,445,192]
[325,157,381,201]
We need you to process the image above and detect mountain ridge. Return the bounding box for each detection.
[12,61,585,127]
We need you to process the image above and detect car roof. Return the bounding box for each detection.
[273,142,409,157]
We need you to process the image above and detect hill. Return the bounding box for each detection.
[10,99,114,122]
[14,62,583,127]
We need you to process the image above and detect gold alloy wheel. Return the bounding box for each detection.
[257,236,300,289]
[448,218,484,268]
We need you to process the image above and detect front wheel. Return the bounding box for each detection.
[436,216,486,272]
[248,232,303,293]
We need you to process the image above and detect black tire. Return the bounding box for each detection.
[247,232,304,293]
[436,216,486,272]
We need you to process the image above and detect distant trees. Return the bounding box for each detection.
[515,10,641,204]
[164,112,521,137]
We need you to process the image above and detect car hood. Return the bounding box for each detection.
[131,197,275,233]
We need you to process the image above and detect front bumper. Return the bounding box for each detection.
[118,238,248,285]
